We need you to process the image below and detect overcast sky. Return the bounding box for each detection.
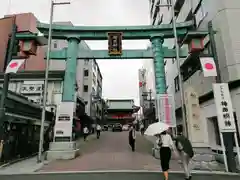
[1,0,151,105]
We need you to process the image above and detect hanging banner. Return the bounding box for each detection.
[200,57,217,77]
[213,83,236,132]
[156,94,176,127]
[5,59,25,74]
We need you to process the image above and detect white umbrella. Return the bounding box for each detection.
[144,122,170,136]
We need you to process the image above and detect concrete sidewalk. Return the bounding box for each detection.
[0,133,98,174]
[0,156,46,174]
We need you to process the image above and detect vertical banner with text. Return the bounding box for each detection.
[156,94,176,127]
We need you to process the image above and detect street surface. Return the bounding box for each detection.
[39,131,182,171]
[0,171,240,180]
[0,131,239,180]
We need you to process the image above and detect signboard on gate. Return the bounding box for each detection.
[213,83,236,132]
[156,94,176,127]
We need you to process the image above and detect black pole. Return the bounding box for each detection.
[149,89,152,108]
[208,21,236,172]
[0,17,17,141]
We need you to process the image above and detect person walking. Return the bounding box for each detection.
[96,124,101,139]
[175,131,194,180]
[157,130,176,180]
[128,125,136,152]
[83,126,89,141]
[140,123,144,135]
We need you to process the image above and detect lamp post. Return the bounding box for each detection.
[156,0,188,137]
[38,0,70,163]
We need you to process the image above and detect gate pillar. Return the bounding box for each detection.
[150,34,166,94]
[47,37,80,161]
[62,37,80,101]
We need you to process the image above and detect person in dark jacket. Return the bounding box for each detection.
[128,125,136,152]
[175,131,194,180]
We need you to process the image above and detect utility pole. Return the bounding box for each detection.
[38,0,70,163]
[0,17,17,141]
[169,0,188,137]
[208,21,236,172]
[157,1,188,137]
[149,89,152,108]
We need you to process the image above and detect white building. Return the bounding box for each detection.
[50,21,103,118]
[147,0,240,151]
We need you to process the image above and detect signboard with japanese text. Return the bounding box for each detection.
[108,32,122,55]
[156,94,176,127]
[213,83,236,132]
[54,102,74,138]
[184,87,205,144]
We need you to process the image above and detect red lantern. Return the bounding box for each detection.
[19,40,38,55]
[188,38,204,53]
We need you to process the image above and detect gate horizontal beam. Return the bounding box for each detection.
[37,20,194,40]
[48,47,188,60]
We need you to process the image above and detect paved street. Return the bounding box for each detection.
[0,171,240,180]
[0,131,239,180]
[39,131,182,172]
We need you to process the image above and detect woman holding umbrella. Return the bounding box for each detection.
[157,130,176,180]
[145,122,177,180]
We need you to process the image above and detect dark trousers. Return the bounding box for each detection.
[129,139,135,151]
[96,130,100,139]
[83,134,88,141]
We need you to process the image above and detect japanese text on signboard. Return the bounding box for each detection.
[213,83,236,132]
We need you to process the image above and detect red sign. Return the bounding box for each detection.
[111,114,132,119]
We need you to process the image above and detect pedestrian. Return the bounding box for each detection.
[128,125,136,152]
[140,123,144,135]
[157,130,177,180]
[175,131,194,180]
[83,126,89,141]
[96,124,101,139]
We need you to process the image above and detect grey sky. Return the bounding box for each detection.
[1,0,151,105]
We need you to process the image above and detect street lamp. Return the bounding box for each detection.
[38,0,70,163]
[156,0,188,137]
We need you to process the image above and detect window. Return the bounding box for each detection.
[83,85,88,92]
[84,69,89,77]
[174,76,180,92]
[84,59,89,65]
[53,41,57,49]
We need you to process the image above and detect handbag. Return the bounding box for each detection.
[157,137,162,147]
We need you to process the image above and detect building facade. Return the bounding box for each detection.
[50,21,103,118]
[0,13,103,120]
[138,67,156,126]
[148,0,240,150]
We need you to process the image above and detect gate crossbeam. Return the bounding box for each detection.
[47,47,188,60]
[37,20,194,40]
